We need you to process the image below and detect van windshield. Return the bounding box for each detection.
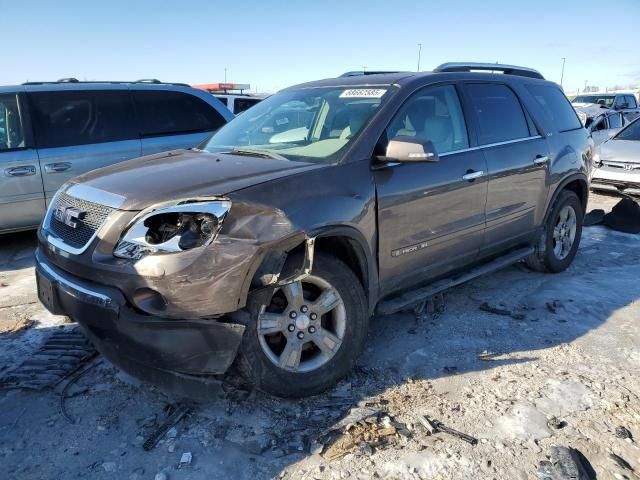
[202,86,396,163]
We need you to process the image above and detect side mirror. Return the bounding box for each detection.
[381,136,439,163]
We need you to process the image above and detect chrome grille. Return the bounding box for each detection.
[49,192,114,249]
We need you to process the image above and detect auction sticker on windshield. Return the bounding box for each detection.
[339,89,387,98]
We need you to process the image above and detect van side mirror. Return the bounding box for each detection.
[380,136,439,163]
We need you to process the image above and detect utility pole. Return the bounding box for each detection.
[224,68,227,83]
[417,43,422,72]
[560,57,566,88]
[362,65,367,72]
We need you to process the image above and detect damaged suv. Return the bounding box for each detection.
[36,63,591,397]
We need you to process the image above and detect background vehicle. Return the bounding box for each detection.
[35,63,590,397]
[0,79,232,233]
[573,93,640,121]
[192,82,265,114]
[592,117,640,195]
[574,104,630,145]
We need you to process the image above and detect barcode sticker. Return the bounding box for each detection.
[339,89,387,99]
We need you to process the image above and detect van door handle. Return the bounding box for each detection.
[534,155,549,165]
[44,162,72,173]
[462,170,485,181]
[5,165,36,177]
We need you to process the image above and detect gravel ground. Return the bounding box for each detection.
[0,192,638,480]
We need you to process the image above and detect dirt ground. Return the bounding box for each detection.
[0,192,638,480]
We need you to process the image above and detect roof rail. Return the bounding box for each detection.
[433,62,544,80]
[339,71,404,77]
[22,79,191,87]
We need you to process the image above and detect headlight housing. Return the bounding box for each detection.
[114,200,231,260]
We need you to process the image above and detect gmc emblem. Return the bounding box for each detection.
[54,205,86,229]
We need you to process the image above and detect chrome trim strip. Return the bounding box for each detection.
[66,184,126,209]
[439,136,543,158]
[39,261,112,307]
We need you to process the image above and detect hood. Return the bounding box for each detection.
[69,149,325,210]
[573,103,610,118]
[599,139,640,164]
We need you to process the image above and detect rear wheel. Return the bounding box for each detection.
[237,253,368,397]
[526,190,583,273]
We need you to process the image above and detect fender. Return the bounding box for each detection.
[544,172,589,224]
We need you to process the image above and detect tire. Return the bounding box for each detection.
[237,252,368,397]
[526,190,583,273]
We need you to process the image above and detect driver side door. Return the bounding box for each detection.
[373,84,488,296]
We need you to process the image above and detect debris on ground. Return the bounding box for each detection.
[143,404,192,451]
[419,416,478,445]
[479,302,525,320]
[583,209,605,226]
[547,416,568,430]
[60,358,103,424]
[609,452,634,472]
[615,425,633,441]
[603,197,640,234]
[536,446,597,480]
[179,452,192,467]
[0,326,96,390]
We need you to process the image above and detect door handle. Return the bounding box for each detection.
[534,155,549,165]
[462,170,485,181]
[5,165,36,177]
[44,162,72,173]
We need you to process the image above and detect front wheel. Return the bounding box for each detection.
[526,190,583,273]
[237,253,368,397]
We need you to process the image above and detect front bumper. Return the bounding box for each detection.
[591,165,640,195]
[35,250,246,397]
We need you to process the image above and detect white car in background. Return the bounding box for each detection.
[574,104,631,146]
[192,83,266,114]
[591,117,640,195]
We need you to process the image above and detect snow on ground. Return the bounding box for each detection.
[0,192,638,480]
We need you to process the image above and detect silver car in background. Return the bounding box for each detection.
[592,117,640,195]
[574,103,630,146]
[0,79,233,234]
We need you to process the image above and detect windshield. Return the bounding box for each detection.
[614,117,640,141]
[573,95,615,107]
[201,86,396,163]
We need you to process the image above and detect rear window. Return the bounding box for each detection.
[30,90,136,148]
[526,85,582,132]
[134,90,226,137]
[466,83,530,145]
[234,97,262,114]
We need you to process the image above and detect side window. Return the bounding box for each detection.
[591,116,606,132]
[607,113,623,129]
[234,98,261,114]
[134,90,227,137]
[614,96,627,107]
[30,91,136,148]
[386,84,469,155]
[526,84,582,133]
[626,95,637,109]
[214,96,228,106]
[466,83,530,144]
[0,94,25,151]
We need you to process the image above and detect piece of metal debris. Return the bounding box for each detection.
[179,452,192,467]
[615,425,633,441]
[143,404,192,451]
[420,416,478,445]
[480,302,525,320]
[0,326,97,390]
[60,358,103,424]
[537,446,596,480]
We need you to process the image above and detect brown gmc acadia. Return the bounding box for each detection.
[35,63,592,397]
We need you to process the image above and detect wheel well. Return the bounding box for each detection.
[563,179,588,212]
[314,236,368,293]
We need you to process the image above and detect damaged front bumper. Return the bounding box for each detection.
[35,250,246,396]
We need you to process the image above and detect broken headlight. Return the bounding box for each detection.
[114,200,231,260]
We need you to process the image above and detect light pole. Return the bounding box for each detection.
[224,68,227,83]
[560,58,566,88]
[417,43,422,72]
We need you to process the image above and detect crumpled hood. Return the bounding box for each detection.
[68,149,325,210]
[599,139,640,164]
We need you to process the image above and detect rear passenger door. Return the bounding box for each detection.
[134,90,228,155]
[29,90,142,203]
[0,92,46,231]
[462,83,549,254]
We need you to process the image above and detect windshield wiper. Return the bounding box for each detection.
[228,148,288,161]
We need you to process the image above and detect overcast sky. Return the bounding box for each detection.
[3,0,639,94]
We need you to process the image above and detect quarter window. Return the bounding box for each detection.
[30,91,136,148]
[607,113,623,129]
[134,90,226,137]
[386,85,469,155]
[466,84,530,144]
[0,94,25,151]
[526,85,582,132]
